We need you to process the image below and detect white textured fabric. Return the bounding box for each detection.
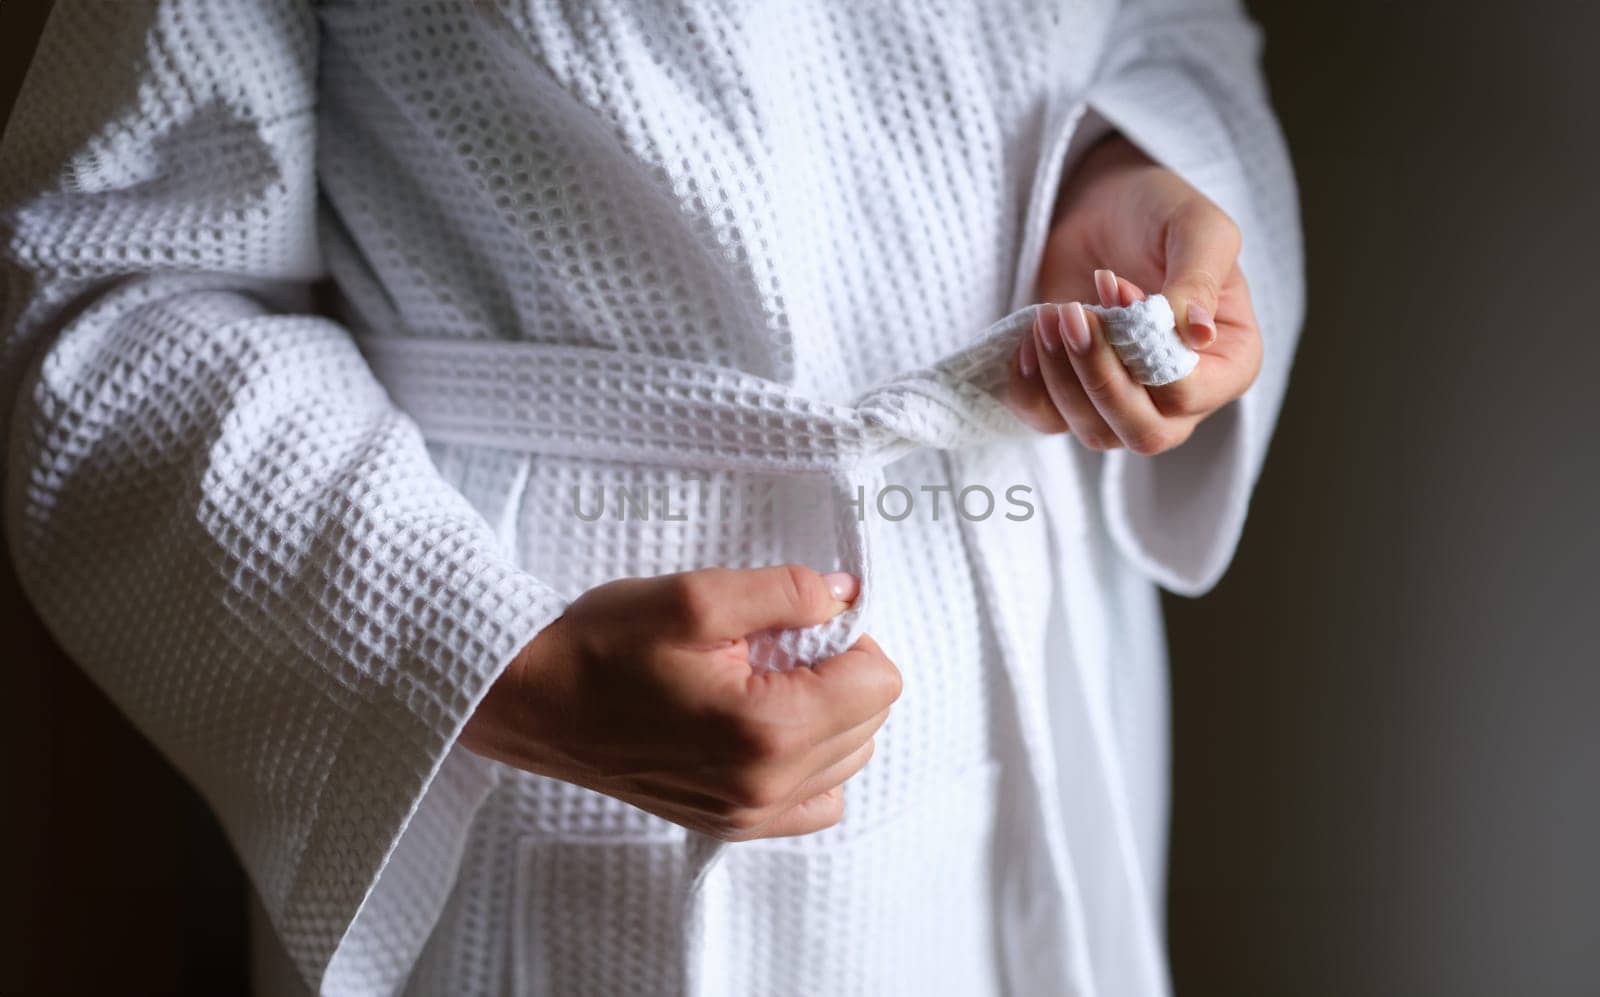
[0,2,1303,995]
[359,303,1039,678]
[1090,294,1198,386]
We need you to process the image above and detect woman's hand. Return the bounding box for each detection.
[1007,135,1263,455]
[460,565,901,841]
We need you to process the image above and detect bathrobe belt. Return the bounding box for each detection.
[359,308,1093,994]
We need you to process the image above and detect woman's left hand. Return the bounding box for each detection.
[1008,135,1263,456]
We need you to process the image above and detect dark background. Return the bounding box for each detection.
[3,1,1597,993]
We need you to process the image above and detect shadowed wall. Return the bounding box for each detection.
[1163,3,1600,993]
[3,1,1596,993]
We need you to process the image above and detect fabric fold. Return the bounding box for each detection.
[1079,1,1305,595]
[2,2,1302,993]
[0,6,568,992]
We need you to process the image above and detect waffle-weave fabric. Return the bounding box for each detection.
[1,1,1302,994]
[1091,294,1200,386]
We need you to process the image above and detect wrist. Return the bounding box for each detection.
[459,613,572,764]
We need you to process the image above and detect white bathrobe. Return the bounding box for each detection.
[0,2,1302,995]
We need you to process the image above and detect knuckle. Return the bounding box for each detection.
[1011,392,1069,434]
[878,659,904,705]
[734,719,799,764]
[1127,425,1177,457]
[1153,384,1201,419]
[1199,203,1241,249]
[1079,430,1117,452]
[1241,336,1264,388]
[1186,267,1223,303]
[1184,198,1239,244]
[1021,411,1068,435]
[1079,370,1120,402]
[851,637,903,704]
[727,772,787,811]
[778,563,827,615]
[662,572,715,629]
[1219,211,1243,253]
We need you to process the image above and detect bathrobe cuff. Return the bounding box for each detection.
[1076,5,1305,595]
[308,549,564,995]
[0,5,567,991]
[3,282,568,996]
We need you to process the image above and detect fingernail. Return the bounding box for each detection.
[1186,303,1217,348]
[1061,302,1092,353]
[821,571,859,603]
[1094,269,1119,308]
[1036,307,1063,354]
[1018,334,1038,378]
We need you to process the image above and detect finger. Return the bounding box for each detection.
[600,785,802,842]
[1146,264,1262,419]
[1097,268,1148,308]
[793,633,903,734]
[1160,199,1242,350]
[735,633,898,752]
[698,634,896,785]
[656,703,886,808]
[1005,315,1070,434]
[753,785,846,839]
[664,564,858,643]
[797,704,888,781]
[1033,303,1121,451]
[787,738,874,811]
[1061,301,1189,457]
[1094,268,1119,307]
[605,752,860,840]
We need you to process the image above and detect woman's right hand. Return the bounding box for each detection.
[459,565,901,841]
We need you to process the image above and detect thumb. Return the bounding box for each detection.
[669,564,858,644]
[1160,200,1241,350]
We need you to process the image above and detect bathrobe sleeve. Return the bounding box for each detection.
[1079,0,1305,595]
[0,3,564,992]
